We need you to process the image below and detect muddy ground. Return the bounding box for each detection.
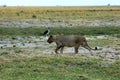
[0,19,120,27]
[0,36,119,63]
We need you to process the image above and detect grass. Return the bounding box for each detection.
[0,54,119,80]
[0,6,119,37]
[0,6,120,21]
[0,26,120,37]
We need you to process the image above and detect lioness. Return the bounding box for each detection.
[47,35,95,54]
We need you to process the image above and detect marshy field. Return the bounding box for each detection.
[0,6,120,80]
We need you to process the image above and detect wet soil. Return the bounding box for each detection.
[0,36,119,61]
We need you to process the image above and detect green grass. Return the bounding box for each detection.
[0,55,120,80]
[0,26,120,37]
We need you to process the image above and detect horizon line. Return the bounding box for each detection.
[0,5,120,7]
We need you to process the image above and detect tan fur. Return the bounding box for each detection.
[47,35,93,54]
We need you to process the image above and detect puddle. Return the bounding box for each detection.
[0,36,49,48]
[86,35,108,40]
